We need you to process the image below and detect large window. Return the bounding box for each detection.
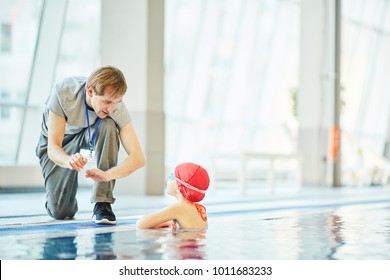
[54,0,100,81]
[164,0,300,169]
[2,0,388,188]
[341,0,390,185]
[0,0,43,163]
[0,0,100,164]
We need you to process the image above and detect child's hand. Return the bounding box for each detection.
[154,221,174,229]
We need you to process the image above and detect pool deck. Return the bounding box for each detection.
[1,183,389,229]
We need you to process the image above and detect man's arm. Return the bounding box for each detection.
[47,111,86,171]
[85,122,145,182]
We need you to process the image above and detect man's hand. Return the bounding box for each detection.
[67,153,87,171]
[85,169,111,182]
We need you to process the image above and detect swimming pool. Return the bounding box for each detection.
[0,197,389,260]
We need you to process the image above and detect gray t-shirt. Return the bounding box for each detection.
[40,76,131,137]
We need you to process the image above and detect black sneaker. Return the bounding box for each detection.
[93,202,116,225]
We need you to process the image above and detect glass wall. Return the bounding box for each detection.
[1,0,389,187]
[0,0,100,164]
[0,0,43,163]
[341,0,390,185]
[164,0,301,170]
[54,0,100,81]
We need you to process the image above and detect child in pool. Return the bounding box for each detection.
[136,162,210,229]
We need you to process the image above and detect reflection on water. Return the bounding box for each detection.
[40,236,77,260]
[91,233,117,260]
[325,214,345,260]
[35,228,206,260]
[39,232,117,260]
[136,228,207,260]
[1,205,389,260]
[171,229,207,259]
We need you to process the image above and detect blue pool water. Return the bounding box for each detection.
[0,186,390,260]
[0,202,389,259]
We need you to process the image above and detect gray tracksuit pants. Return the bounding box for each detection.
[36,118,119,219]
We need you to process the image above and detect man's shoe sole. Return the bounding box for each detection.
[94,218,117,225]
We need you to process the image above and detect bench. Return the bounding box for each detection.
[210,152,302,194]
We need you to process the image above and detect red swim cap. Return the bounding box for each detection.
[174,162,210,202]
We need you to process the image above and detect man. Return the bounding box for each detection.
[36,66,145,224]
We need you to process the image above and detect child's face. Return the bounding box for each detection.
[166,178,179,196]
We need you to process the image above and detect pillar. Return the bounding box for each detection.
[101,0,165,195]
[298,0,341,186]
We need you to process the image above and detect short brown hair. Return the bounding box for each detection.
[87,66,127,98]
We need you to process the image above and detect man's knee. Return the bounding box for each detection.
[46,202,77,220]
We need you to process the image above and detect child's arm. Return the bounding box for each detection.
[154,220,174,229]
[136,204,184,229]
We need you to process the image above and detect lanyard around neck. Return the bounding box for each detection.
[84,95,101,154]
